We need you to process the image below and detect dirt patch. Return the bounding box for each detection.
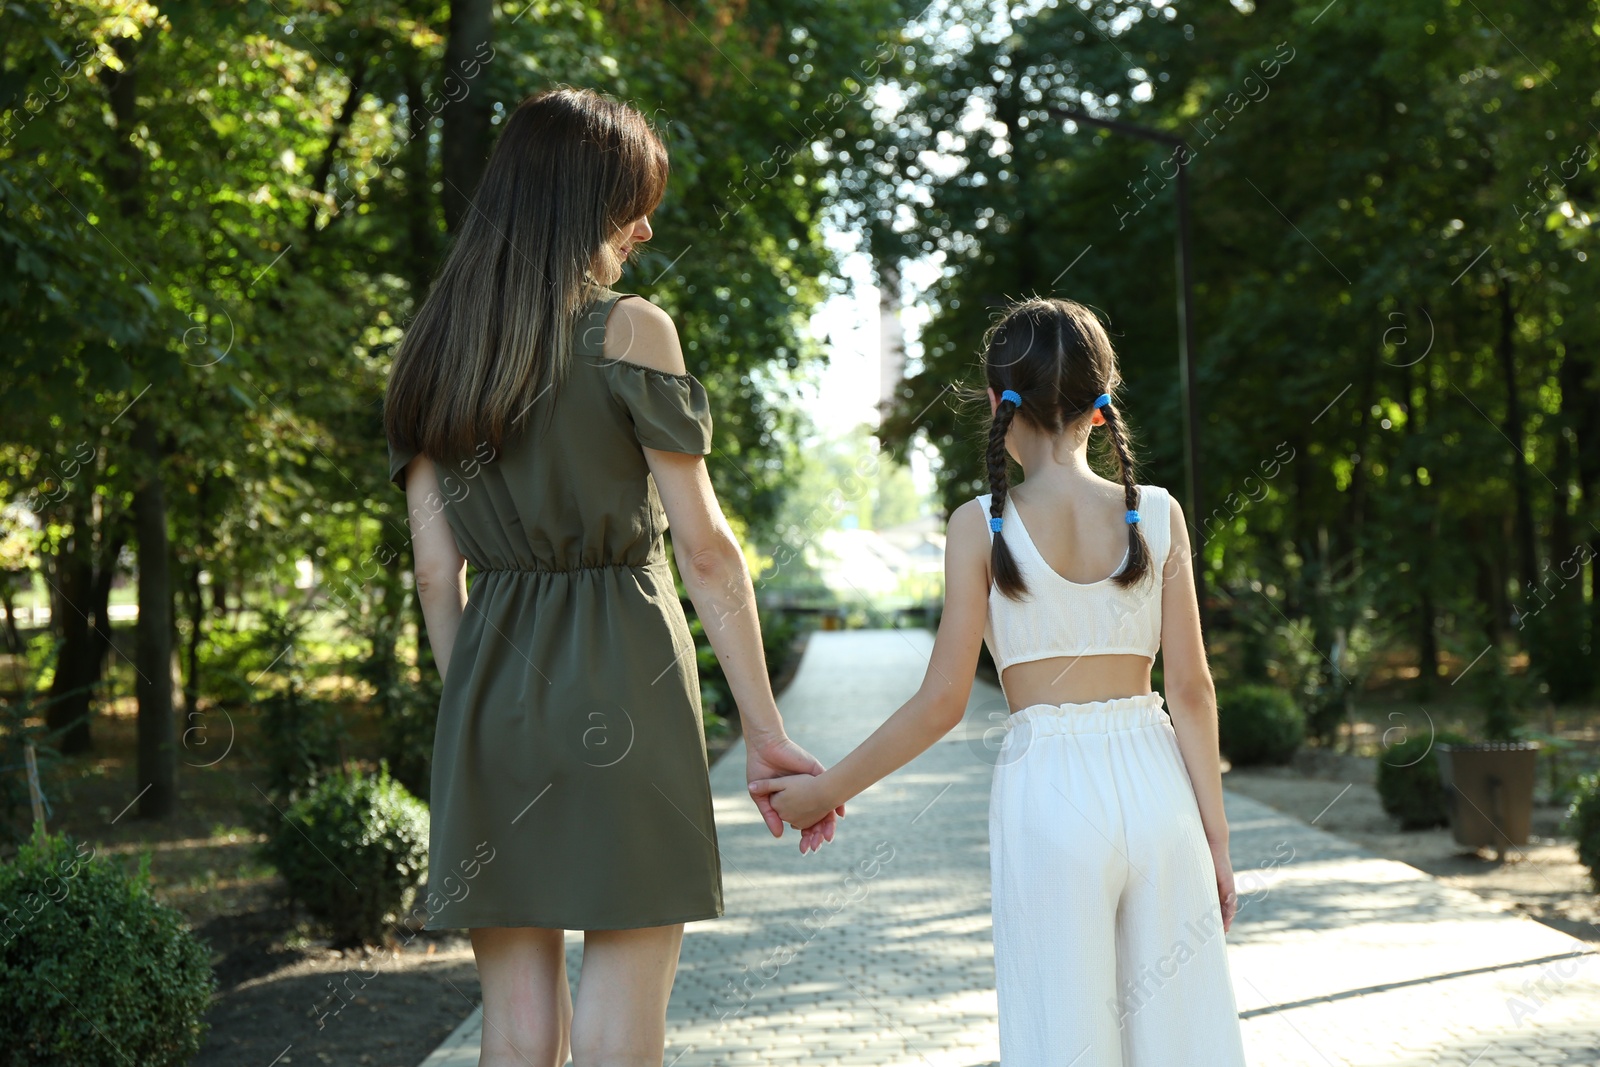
[9,626,822,1065]
[1223,757,1600,945]
[4,703,488,1066]
[192,927,482,1067]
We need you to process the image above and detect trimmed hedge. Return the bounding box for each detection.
[259,761,430,946]
[1567,773,1600,891]
[1376,729,1471,830]
[0,833,214,1065]
[1217,685,1304,766]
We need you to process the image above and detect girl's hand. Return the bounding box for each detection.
[748,774,839,853]
[746,734,843,853]
[1210,839,1237,933]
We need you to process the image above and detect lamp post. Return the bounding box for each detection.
[1046,104,1207,628]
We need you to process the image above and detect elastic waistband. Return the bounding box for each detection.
[472,560,659,575]
[1004,692,1167,736]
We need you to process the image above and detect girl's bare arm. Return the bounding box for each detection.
[750,500,992,830]
[1157,499,1229,847]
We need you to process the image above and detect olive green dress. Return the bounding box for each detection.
[387,288,724,931]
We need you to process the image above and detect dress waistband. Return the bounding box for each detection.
[1004,692,1168,736]
[472,561,656,575]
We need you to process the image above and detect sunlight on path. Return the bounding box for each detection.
[422,631,1600,1067]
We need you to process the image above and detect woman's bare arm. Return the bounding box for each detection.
[646,446,785,744]
[610,296,839,849]
[403,455,468,682]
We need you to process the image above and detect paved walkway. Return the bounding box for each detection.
[422,630,1600,1066]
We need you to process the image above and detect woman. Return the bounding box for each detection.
[753,299,1247,1065]
[384,87,837,1067]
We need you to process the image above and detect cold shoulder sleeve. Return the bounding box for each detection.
[603,360,714,455]
[388,437,419,491]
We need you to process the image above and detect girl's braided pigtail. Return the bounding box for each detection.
[989,390,1028,600]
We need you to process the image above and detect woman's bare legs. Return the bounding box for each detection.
[569,924,685,1067]
[470,926,572,1067]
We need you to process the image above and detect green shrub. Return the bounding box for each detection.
[1217,684,1304,766]
[1377,728,1471,830]
[1567,773,1600,890]
[760,607,804,683]
[1304,685,1347,747]
[259,761,429,946]
[0,833,214,1065]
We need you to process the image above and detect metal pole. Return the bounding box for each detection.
[25,741,46,844]
[1047,105,1207,630]
[1174,156,1207,628]
[1048,104,1185,147]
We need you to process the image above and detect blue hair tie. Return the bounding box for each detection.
[1094,393,1112,409]
[1000,389,1022,407]
[1125,509,1140,525]
[989,516,1004,533]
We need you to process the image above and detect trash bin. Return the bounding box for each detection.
[1435,741,1540,858]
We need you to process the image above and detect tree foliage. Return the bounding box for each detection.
[0,0,909,799]
[867,0,1599,705]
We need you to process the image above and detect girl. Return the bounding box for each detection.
[751,298,1248,1066]
[385,88,838,1067]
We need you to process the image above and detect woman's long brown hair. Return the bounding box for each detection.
[981,298,1149,600]
[384,87,669,464]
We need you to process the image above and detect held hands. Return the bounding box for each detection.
[746,734,844,854]
[747,773,838,851]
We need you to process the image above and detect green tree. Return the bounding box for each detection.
[870,0,1598,708]
[1,0,913,823]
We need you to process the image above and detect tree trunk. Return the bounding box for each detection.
[1347,342,1382,582]
[87,528,126,692]
[403,67,441,297]
[103,36,176,817]
[1561,343,1600,668]
[1403,354,1438,697]
[1473,526,1507,649]
[46,529,96,754]
[1497,282,1537,593]
[440,0,496,233]
[0,573,20,659]
[305,55,372,240]
[1570,344,1600,689]
[46,446,118,755]
[184,557,204,716]
[1417,587,1438,695]
[1534,342,1596,699]
[132,414,177,819]
[1288,429,1313,619]
[182,474,212,716]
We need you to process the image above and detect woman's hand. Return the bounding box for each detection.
[1210,839,1238,933]
[748,773,840,853]
[746,734,843,853]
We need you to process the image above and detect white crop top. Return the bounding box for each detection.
[977,484,1172,672]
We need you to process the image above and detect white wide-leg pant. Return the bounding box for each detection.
[990,693,1248,1067]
